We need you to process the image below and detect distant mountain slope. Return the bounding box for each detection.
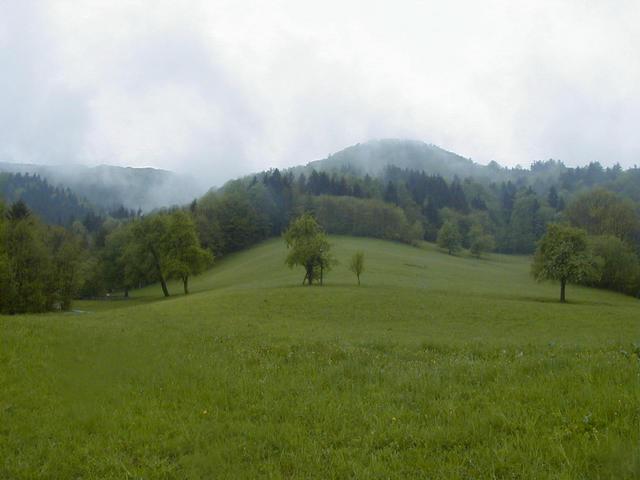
[299,139,505,180]
[0,172,97,225]
[0,162,205,212]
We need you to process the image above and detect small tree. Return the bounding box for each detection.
[284,214,334,285]
[437,220,461,255]
[531,223,597,302]
[468,225,495,258]
[349,251,365,285]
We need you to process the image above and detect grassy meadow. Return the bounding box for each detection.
[1,236,638,478]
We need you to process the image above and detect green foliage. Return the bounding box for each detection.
[102,222,150,296]
[310,195,419,243]
[0,212,52,313]
[468,226,495,258]
[531,224,597,302]
[284,214,334,285]
[194,190,270,256]
[48,226,86,310]
[506,190,549,253]
[129,214,173,297]
[165,211,214,294]
[6,199,31,221]
[588,235,640,296]
[0,173,96,226]
[349,251,365,285]
[437,220,461,255]
[566,189,640,246]
[0,201,93,313]
[120,211,214,297]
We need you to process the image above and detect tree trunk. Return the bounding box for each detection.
[305,264,314,285]
[183,275,189,295]
[150,247,170,297]
[124,286,129,298]
[560,278,566,303]
[160,276,170,297]
[357,274,360,286]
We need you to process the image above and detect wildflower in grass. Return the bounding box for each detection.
[202,410,208,415]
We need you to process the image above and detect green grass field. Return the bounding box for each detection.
[2,237,638,478]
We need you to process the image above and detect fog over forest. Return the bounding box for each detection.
[1,1,639,188]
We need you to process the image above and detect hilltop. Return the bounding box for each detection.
[301,139,484,179]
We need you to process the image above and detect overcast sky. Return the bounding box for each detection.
[1,0,638,187]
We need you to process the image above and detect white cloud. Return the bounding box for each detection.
[1,0,638,187]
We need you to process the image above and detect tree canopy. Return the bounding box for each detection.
[284,214,334,285]
[531,223,597,302]
[165,211,214,294]
[437,221,461,255]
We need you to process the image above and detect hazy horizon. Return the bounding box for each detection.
[2,1,638,187]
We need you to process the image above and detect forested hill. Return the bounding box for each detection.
[0,172,97,226]
[296,139,637,195]
[300,139,482,179]
[1,139,639,315]
[0,162,205,212]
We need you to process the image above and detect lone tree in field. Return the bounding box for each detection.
[437,220,461,255]
[349,251,365,285]
[284,214,333,285]
[531,223,596,302]
[165,211,214,294]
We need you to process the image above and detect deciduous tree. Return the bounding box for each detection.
[129,214,172,297]
[0,203,52,313]
[468,226,495,258]
[349,251,365,285]
[165,211,214,294]
[437,220,461,255]
[284,214,334,285]
[531,223,597,302]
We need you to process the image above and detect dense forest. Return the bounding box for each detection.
[0,162,205,212]
[1,140,639,313]
[0,172,97,226]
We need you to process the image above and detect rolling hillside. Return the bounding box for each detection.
[2,236,638,478]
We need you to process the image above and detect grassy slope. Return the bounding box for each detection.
[2,237,638,479]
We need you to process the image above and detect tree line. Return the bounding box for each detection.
[1,161,638,313]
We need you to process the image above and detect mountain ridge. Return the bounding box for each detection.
[0,161,205,212]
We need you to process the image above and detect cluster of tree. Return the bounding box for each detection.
[530,219,640,302]
[0,201,86,313]
[0,172,141,228]
[0,162,205,212]
[2,149,638,314]
[284,214,335,285]
[99,211,213,297]
[0,172,96,226]
[564,190,640,296]
[0,200,212,313]
[310,195,423,244]
[283,215,365,286]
